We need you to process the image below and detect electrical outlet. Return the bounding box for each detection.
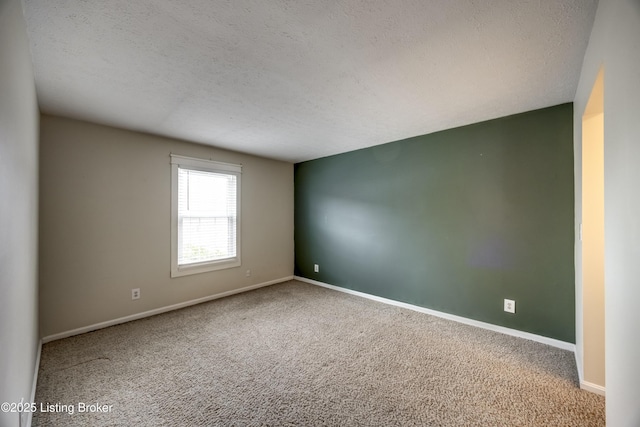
[504,299,516,314]
[314,264,319,273]
[245,269,251,277]
[132,288,140,300]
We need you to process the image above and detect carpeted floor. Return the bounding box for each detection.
[33,280,604,426]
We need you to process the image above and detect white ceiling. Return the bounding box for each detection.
[23,0,597,163]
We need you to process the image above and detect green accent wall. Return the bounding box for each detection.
[294,104,575,343]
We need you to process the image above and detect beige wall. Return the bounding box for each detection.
[0,0,40,425]
[39,115,294,337]
[574,0,640,424]
[581,110,605,387]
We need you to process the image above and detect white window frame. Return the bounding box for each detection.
[170,154,242,278]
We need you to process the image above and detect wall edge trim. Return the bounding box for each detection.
[295,275,576,352]
[574,350,605,395]
[575,350,585,384]
[26,339,42,427]
[42,276,294,343]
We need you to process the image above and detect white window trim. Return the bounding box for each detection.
[170,154,242,278]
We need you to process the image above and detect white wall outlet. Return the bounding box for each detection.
[504,299,516,313]
[245,269,251,277]
[132,288,140,300]
[314,264,319,273]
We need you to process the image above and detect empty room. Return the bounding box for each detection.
[1,0,639,426]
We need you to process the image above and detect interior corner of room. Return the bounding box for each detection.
[2,0,639,425]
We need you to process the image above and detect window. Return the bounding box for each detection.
[170,154,241,277]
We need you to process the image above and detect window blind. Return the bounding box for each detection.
[177,167,237,266]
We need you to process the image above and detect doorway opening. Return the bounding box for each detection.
[581,67,605,393]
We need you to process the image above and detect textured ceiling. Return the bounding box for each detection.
[22,0,597,162]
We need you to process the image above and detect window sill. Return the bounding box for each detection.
[171,257,241,278]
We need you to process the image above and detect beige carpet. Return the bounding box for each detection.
[33,280,604,426]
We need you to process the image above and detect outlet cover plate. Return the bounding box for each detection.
[504,299,515,313]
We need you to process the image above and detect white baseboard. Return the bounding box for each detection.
[42,276,293,343]
[294,276,576,352]
[580,380,606,396]
[25,339,42,427]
